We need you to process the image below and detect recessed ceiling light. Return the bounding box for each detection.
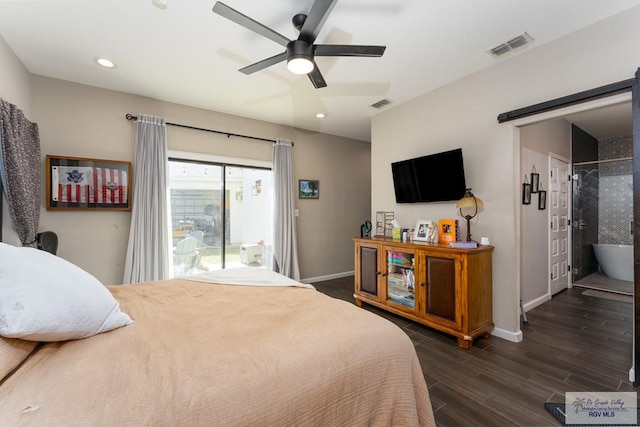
[95,57,115,68]
[152,0,168,9]
[316,113,326,119]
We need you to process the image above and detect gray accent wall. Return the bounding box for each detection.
[0,33,372,284]
[28,76,371,284]
[599,135,633,245]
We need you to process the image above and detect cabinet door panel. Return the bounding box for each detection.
[360,246,378,296]
[385,249,416,311]
[426,257,456,321]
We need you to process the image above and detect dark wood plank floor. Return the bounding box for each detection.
[312,276,635,427]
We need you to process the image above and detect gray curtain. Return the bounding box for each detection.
[272,138,300,280]
[0,99,40,247]
[123,114,170,283]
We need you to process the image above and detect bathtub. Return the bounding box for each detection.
[592,244,633,282]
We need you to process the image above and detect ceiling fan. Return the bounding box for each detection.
[212,0,386,89]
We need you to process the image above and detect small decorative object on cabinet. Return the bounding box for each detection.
[354,236,494,349]
[456,188,484,242]
[375,211,394,237]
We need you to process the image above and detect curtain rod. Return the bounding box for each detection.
[124,114,289,145]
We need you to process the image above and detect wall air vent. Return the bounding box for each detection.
[371,98,392,109]
[488,32,534,57]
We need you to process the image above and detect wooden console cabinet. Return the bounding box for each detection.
[354,236,493,349]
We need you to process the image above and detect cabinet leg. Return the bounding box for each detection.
[355,299,363,307]
[457,338,472,349]
[482,331,491,339]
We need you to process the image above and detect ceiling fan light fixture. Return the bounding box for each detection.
[286,39,314,75]
[287,57,314,75]
[212,1,386,88]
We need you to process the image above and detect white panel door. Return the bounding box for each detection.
[549,157,570,295]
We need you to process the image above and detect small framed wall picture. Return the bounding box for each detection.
[538,190,547,210]
[530,165,539,193]
[522,182,532,205]
[299,179,319,199]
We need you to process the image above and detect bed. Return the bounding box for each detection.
[0,243,434,426]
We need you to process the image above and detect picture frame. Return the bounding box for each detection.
[46,155,132,210]
[522,183,532,205]
[413,220,436,242]
[530,166,539,193]
[299,179,319,199]
[538,190,547,210]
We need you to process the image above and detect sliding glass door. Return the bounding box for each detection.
[168,158,272,276]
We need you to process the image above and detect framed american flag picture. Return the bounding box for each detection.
[45,155,132,210]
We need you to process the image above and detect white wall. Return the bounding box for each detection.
[0,35,30,113]
[371,6,640,339]
[0,34,31,244]
[520,119,570,309]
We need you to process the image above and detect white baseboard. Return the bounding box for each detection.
[301,271,354,284]
[491,327,523,343]
[522,294,551,313]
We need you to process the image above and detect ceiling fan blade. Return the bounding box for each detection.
[213,2,291,48]
[299,0,338,43]
[307,64,327,89]
[239,51,288,75]
[314,45,386,57]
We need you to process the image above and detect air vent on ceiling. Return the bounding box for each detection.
[488,32,533,57]
[371,98,392,109]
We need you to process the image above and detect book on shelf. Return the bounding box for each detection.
[438,219,459,243]
[387,291,415,309]
[449,241,478,249]
[402,268,415,289]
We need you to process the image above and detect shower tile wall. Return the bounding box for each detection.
[598,135,632,245]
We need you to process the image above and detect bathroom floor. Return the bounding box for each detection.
[573,272,633,295]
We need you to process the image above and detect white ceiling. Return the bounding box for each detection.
[0,0,639,142]
[564,102,633,140]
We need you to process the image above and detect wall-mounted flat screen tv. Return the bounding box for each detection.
[391,148,466,203]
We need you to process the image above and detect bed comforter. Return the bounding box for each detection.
[0,274,434,426]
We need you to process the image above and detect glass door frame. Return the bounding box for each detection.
[168,150,272,272]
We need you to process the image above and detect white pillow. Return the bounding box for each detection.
[0,243,133,341]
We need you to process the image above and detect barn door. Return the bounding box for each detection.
[633,68,639,386]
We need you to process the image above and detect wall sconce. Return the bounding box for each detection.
[456,188,484,242]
